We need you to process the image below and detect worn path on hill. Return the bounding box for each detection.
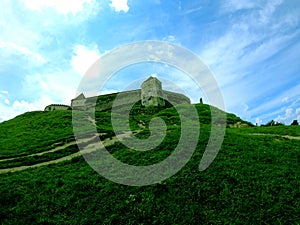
[0,141,80,163]
[248,133,300,140]
[1,131,298,174]
[0,132,133,174]
[0,134,105,163]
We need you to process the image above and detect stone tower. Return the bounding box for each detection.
[71,93,86,110]
[141,76,165,107]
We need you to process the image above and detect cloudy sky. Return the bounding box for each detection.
[0,0,299,125]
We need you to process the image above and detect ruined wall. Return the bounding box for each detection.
[163,91,191,105]
[70,89,191,112]
[76,90,142,112]
[70,77,191,111]
[44,104,71,111]
[109,90,141,109]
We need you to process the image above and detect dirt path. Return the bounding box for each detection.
[0,132,133,174]
[0,134,99,163]
[281,135,300,140]
[0,141,77,163]
[248,133,300,140]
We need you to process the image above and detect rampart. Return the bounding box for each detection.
[44,104,71,111]
[45,77,192,112]
[71,89,191,111]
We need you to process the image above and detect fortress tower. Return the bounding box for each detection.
[141,76,165,107]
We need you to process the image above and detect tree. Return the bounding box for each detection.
[264,120,285,126]
[291,120,299,126]
[265,120,276,126]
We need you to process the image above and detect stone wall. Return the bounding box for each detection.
[44,104,71,111]
[163,91,191,105]
[70,77,192,111]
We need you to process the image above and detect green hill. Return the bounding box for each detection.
[0,103,299,224]
[0,103,250,160]
[0,111,75,159]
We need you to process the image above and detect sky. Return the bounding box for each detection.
[0,0,299,125]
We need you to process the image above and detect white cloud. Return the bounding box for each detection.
[295,108,300,123]
[241,35,295,66]
[0,90,10,105]
[1,90,8,95]
[203,0,297,80]
[109,0,129,13]
[0,0,101,122]
[0,68,82,123]
[248,84,300,118]
[275,107,300,125]
[180,6,202,15]
[282,97,289,103]
[198,1,300,124]
[71,44,101,76]
[0,0,102,122]
[258,0,283,25]
[200,29,296,90]
[0,97,51,122]
[222,0,284,26]
[221,0,258,13]
[12,100,38,111]
[23,0,95,15]
[162,35,178,43]
[99,89,118,95]
[0,40,46,64]
[24,69,82,104]
[150,73,158,78]
[255,117,262,126]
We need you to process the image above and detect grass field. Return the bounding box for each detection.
[0,104,299,224]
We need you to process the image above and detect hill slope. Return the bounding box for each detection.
[0,103,299,224]
[0,103,250,159]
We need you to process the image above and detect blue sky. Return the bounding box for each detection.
[0,0,299,125]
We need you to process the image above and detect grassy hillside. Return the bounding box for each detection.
[0,103,299,224]
[0,111,74,159]
[0,103,249,159]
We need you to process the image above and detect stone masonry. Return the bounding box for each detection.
[45,77,191,111]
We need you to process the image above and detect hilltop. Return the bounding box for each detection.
[0,103,249,160]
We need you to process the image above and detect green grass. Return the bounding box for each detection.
[0,111,75,159]
[0,103,299,224]
[0,129,299,224]
[0,145,79,169]
[232,125,300,136]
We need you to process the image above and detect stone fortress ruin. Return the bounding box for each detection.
[45,77,191,111]
[44,104,71,111]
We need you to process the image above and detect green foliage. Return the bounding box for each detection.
[234,125,300,137]
[291,120,299,126]
[262,120,285,126]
